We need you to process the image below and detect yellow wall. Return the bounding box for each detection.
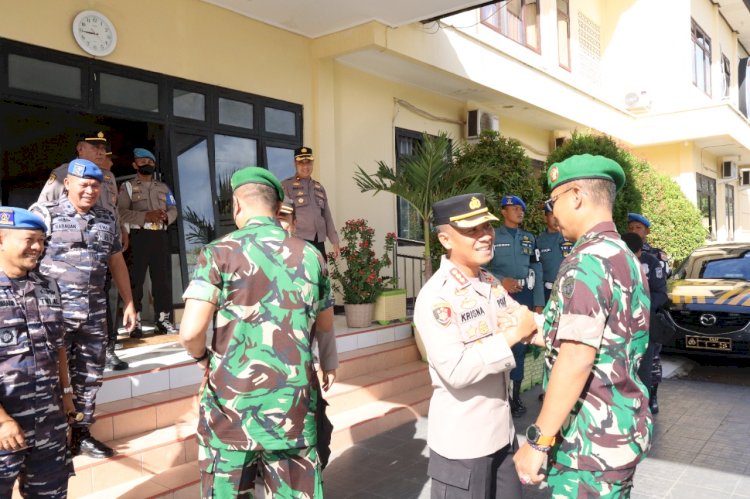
[0,0,314,133]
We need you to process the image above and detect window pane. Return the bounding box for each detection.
[558,18,570,68]
[267,147,295,181]
[265,107,296,135]
[173,89,205,120]
[100,73,158,112]
[219,98,253,129]
[8,54,81,99]
[175,136,214,276]
[214,135,257,237]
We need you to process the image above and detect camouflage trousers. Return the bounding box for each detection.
[0,431,72,498]
[199,443,322,499]
[65,317,108,427]
[547,464,635,498]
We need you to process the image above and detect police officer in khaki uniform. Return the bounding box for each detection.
[414,193,537,499]
[118,148,178,337]
[281,147,340,260]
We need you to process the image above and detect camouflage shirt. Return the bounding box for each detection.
[0,270,67,452]
[30,197,121,321]
[542,222,652,471]
[183,216,332,452]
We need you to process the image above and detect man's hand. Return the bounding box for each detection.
[534,306,544,314]
[122,302,137,332]
[322,369,336,391]
[499,306,537,346]
[0,418,26,451]
[331,243,341,260]
[513,443,547,485]
[502,277,522,294]
[145,210,163,223]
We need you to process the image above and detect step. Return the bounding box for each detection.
[334,320,413,354]
[68,421,199,497]
[325,360,429,416]
[329,384,433,452]
[78,461,201,499]
[336,338,422,382]
[90,384,200,444]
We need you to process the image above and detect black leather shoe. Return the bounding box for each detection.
[105,350,129,371]
[511,403,524,419]
[78,433,115,459]
[130,326,143,339]
[649,394,659,415]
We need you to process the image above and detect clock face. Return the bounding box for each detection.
[72,10,117,57]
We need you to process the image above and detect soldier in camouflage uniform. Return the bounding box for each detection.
[0,207,75,498]
[513,154,652,498]
[180,167,334,498]
[31,159,137,460]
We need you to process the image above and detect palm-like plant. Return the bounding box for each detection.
[354,132,499,278]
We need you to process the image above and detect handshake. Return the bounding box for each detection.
[496,305,539,347]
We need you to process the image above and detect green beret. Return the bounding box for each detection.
[230,167,284,201]
[547,154,626,192]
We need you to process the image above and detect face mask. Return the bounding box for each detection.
[138,166,155,176]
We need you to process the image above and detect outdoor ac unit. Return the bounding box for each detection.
[741,169,750,186]
[721,160,737,179]
[624,91,652,113]
[466,109,499,139]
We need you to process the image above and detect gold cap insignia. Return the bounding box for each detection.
[469,196,481,210]
[550,166,559,182]
[0,212,12,226]
[97,131,105,138]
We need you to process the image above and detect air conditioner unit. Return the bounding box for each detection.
[624,91,652,113]
[741,168,750,186]
[466,109,499,139]
[721,160,737,179]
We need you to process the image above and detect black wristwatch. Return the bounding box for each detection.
[526,424,556,448]
[191,349,209,363]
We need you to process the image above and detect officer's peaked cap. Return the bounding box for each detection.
[432,193,498,228]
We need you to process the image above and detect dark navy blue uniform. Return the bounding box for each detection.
[0,271,72,498]
[636,251,668,388]
[536,230,573,302]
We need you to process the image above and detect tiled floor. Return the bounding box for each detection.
[324,378,750,498]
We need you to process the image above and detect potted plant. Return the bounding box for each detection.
[329,219,396,328]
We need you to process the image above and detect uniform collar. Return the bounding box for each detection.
[242,215,279,229]
[579,221,618,244]
[438,256,493,298]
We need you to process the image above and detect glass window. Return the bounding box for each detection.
[266,146,295,181]
[265,107,296,135]
[219,98,253,129]
[557,0,570,70]
[8,54,81,100]
[174,135,214,276]
[696,172,716,240]
[721,54,730,99]
[481,1,540,52]
[691,20,711,96]
[396,130,426,242]
[100,73,158,112]
[725,184,734,240]
[173,89,205,120]
[214,134,257,237]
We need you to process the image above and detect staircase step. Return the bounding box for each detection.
[329,384,433,452]
[336,339,421,382]
[78,460,201,499]
[90,384,199,443]
[68,421,199,496]
[325,361,429,416]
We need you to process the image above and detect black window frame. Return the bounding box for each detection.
[691,19,712,96]
[696,172,717,240]
[725,184,735,241]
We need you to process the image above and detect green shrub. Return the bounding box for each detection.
[456,131,545,234]
[546,132,705,265]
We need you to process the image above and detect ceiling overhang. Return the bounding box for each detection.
[719,0,750,51]
[202,0,492,38]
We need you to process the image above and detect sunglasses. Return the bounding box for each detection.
[544,186,577,212]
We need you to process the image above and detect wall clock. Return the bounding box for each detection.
[72,10,117,57]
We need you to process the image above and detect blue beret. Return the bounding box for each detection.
[230,167,284,201]
[0,207,47,232]
[500,195,526,212]
[134,148,156,162]
[68,159,103,182]
[627,213,651,228]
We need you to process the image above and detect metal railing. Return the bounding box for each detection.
[392,240,426,301]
